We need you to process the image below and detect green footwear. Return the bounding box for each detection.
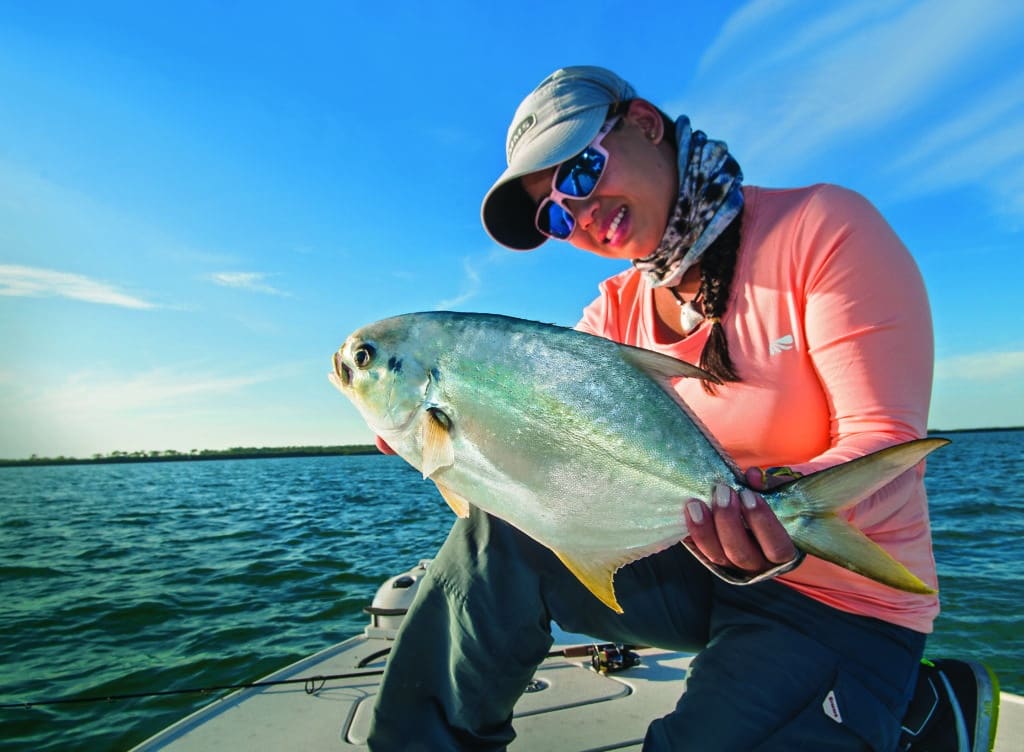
[899,658,1000,752]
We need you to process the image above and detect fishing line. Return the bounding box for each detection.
[0,669,385,710]
[2,642,647,710]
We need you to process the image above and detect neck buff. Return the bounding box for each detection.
[632,116,744,288]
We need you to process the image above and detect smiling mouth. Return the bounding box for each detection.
[604,206,627,243]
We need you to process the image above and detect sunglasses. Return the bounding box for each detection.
[534,116,620,240]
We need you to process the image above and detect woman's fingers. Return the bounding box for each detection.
[684,484,798,573]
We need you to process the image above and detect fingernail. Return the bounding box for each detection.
[740,488,758,510]
[714,485,732,509]
[687,500,705,524]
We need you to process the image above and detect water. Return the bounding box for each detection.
[0,455,448,751]
[1,432,1022,751]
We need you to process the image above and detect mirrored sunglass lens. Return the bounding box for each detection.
[554,148,605,197]
[538,201,574,239]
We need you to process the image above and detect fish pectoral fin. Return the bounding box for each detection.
[420,408,455,479]
[554,550,632,614]
[789,514,936,595]
[617,344,718,384]
[434,481,471,518]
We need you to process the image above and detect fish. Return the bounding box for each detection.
[329,311,943,613]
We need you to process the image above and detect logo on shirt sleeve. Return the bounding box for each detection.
[769,334,795,355]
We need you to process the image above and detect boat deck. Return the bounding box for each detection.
[132,562,1022,751]
[131,630,1021,751]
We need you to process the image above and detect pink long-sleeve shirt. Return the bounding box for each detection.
[576,184,940,633]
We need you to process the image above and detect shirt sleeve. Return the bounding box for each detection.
[787,185,935,476]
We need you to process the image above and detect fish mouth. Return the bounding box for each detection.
[332,351,352,388]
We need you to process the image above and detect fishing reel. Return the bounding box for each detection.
[589,644,641,675]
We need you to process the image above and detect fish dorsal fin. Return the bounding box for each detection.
[420,408,454,479]
[616,343,716,384]
[434,481,471,518]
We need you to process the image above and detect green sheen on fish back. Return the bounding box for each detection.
[331,312,943,613]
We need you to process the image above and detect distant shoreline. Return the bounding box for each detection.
[928,426,1022,436]
[2,426,1019,468]
[0,445,380,468]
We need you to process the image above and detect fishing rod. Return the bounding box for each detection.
[0,669,384,710]
[1,641,645,710]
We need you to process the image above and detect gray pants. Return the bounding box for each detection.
[367,508,925,751]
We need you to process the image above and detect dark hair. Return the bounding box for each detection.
[696,214,742,394]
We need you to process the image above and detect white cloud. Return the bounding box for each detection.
[435,257,483,309]
[893,71,1024,199]
[930,352,1024,429]
[0,361,313,458]
[934,350,1024,382]
[1,363,294,436]
[86,371,271,409]
[697,0,868,76]
[686,0,1024,187]
[206,271,290,296]
[0,264,156,309]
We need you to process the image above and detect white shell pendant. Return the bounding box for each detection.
[678,300,704,335]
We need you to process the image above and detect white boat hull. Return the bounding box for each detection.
[131,562,1023,751]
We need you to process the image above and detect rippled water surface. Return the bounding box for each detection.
[2,432,1022,750]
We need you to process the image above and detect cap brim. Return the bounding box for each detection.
[481,107,608,250]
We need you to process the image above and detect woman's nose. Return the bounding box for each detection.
[570,196,600,233]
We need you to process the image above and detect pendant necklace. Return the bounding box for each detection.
[668,286,705,336]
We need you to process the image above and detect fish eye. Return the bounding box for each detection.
[353,344,376,369]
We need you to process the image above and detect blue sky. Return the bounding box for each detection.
[1,0,1022,459]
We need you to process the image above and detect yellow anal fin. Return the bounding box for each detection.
[554,551,625,614]
[421,408,454,479]
[434,481,471,518]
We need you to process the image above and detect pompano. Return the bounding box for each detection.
[330,311,943,613]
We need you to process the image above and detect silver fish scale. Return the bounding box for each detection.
[363,312,730,556]
[333,311,943,609]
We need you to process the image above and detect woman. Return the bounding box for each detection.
[367,66,996,751]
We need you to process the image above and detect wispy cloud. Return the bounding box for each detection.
[892,70,1024,210]
[436,257,483,309]
[0,264,156,309]
[934,350,1024,382]
[206,271,290,296]
[0,362,308,457]
[696,0,808,75]
[15,363,298,415]
[686,0,1024,198]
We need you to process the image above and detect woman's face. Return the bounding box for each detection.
[521,100,678,260]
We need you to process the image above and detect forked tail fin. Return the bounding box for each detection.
[779,437,949,594]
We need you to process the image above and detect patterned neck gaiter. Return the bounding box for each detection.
[632,116,744,288]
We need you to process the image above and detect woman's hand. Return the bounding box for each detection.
[682,468,799,578]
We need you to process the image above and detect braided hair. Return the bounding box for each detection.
[696,213,742,394]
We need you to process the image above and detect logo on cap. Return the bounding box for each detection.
[507,114,536,161]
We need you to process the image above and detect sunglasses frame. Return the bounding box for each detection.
[534,116,620,240]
